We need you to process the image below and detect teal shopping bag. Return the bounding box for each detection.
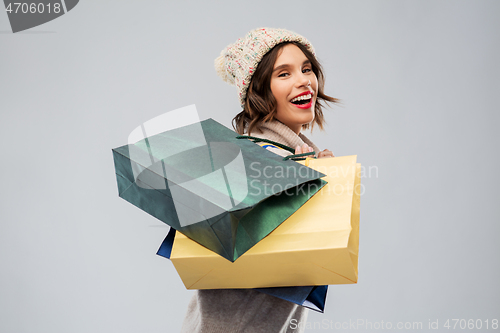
[112,118,325,262]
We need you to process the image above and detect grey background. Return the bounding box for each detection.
[1,0,499,332]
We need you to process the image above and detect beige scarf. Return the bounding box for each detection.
[247,120,321,157]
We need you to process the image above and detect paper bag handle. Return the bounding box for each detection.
[236,135,315,161]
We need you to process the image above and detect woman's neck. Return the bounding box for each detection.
[275,119,301,135]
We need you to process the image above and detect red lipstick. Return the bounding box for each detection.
[290,90,314,109]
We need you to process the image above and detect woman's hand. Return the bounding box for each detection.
[295,144,314,156]
[295,144,334,158]
[317,149,334,159]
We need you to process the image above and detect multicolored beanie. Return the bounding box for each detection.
[215,27,316,107]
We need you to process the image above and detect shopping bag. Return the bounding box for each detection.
[160,155,361,289]
[112,118,326,262]
[157,227,328,313]
[256,285,328,313]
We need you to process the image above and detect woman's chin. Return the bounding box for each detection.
[299,112,315,126]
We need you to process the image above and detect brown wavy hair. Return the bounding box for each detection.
[232,41,338,135]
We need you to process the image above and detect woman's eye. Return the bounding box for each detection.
[303,68,312,73]
[278,72,289,78]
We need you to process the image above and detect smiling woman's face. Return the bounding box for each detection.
[270,43,318,134]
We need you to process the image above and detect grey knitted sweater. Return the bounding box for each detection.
[180,120,320,333]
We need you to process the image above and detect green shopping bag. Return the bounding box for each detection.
[112,118,325,262]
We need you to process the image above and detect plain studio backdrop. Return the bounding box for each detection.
[1,1,499,332]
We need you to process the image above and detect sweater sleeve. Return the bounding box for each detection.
[181,289,308,333]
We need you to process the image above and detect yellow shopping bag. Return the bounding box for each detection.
[168,155,361,289]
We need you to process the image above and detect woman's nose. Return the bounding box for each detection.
[295,73,311,88]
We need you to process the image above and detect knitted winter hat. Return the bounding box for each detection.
[215,27,315,107]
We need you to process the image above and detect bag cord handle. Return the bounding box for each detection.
[236,135,315,161]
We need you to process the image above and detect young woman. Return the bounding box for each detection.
[181,27,338,333]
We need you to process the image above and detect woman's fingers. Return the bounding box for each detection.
[295,144,325,158]
[295,144,312,155]
[317,149,334,159]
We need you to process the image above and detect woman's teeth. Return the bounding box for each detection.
[290,94,312,104]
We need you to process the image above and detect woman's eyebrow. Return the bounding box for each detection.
[273,64,290,72]
[273,60,311,72]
